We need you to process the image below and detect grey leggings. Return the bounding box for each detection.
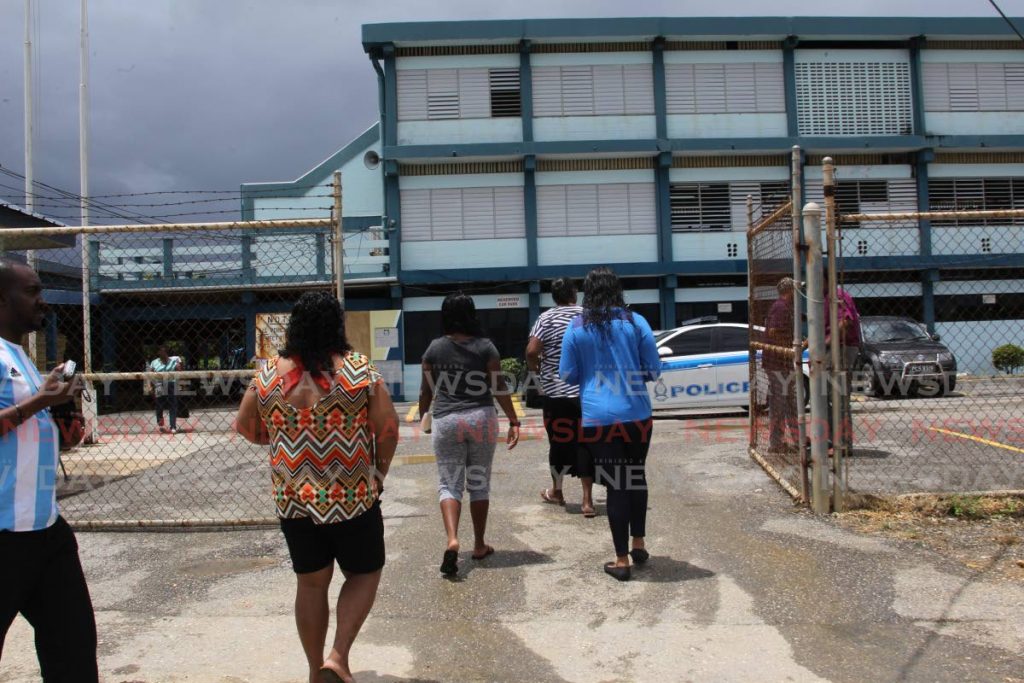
[433,406,498,503]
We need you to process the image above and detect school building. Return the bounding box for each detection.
[234,16,1024,400]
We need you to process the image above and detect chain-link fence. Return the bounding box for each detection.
[0,197,398,527]
[747,151,808,502]
[833,201,1024,499]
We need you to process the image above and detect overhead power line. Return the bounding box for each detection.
[988,0,1024,43]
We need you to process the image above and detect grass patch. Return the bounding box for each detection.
[843,493,1024,520]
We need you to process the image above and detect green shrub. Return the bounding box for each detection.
[992,343,1024,375]
[500,357,526,391]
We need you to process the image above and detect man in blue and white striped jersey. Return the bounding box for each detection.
[0,259,96,681]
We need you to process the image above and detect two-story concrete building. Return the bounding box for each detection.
[242,17,1024,400]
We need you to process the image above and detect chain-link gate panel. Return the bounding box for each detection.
[748,197,808,501]
[1,214,359,527]
[834,204,1024,498]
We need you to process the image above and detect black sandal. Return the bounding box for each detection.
[603,561,631,581]
[440,549,459,576]
[630,548,650,565]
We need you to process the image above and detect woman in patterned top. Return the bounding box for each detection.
[235,291,398,683]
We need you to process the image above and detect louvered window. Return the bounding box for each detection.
[670,183,731,232]
[923,63,1024,112]
[928,178,1024,226]
[533,65,654,117]
[670,181,787,232]
[806,178,918,226]
[665,63,785,113]
[400,187,525,241]
[795,61,913,135]
[537,183,656,236]
[489,68,521,117]
[397,68,520,121]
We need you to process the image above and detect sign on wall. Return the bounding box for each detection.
[496,294,524,309]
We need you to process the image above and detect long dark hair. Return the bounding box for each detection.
[582,266,631,329]
[441,292,482,336]
[280,291,351,373]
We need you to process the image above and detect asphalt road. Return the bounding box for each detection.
[4,408,1023,682]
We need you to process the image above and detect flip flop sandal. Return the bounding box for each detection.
[472,545,495,560]
[317,668,349,683]
[541,490,566,506]
[440,549,459,576]
[581,506,597,518]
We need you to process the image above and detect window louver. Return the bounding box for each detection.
[537,183,656,236]
[665,63,784,114]
[397,67,521,121]
[532,65,654,117]
[928,178,1024,226]
[399,187,526,241]
[923,62,1024,112]
[489,68,521,117]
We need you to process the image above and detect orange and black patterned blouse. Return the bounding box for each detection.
[252,351,381,523]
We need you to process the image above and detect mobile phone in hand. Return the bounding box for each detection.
[61,360,77,380]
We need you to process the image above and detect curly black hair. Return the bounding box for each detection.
[441,292,482,336]
[550,277,577,306]
[280,291,351,373]
[581,266,631,329]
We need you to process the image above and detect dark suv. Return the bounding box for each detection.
[857,316,957,398]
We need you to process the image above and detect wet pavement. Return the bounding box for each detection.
[3,410,1023,682]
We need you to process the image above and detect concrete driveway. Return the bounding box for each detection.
[3,411,1022,682]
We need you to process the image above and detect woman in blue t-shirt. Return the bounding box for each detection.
[559,267,661,581]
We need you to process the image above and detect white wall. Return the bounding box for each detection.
[935,320,1024,375]
[672,232,746,262]
[538,235,656,265]
[402,238,528,270]
[397,118,523,146]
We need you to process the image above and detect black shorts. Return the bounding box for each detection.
[542,396,594,478]
[279,502,385,575]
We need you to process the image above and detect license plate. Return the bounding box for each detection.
[907,364,936,375]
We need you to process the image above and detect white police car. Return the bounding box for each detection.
[649,320,808,410]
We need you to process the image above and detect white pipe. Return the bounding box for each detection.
[803,202,830,514]
[80,0,97,443]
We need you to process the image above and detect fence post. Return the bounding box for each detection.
[790,145,809,502]
[803,201,830,513]
[746,194,756,449]
[333,171,344,306]
[82,237,98,444]
[822,156,846,511]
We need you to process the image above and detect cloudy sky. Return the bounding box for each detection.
[1,0,1022,224]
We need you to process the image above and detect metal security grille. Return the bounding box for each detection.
[819,164,1024,503]
[0,182,398,527]
[795,60,913,135]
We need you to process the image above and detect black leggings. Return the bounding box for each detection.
[582,419,653,557]
[0,517,98,682]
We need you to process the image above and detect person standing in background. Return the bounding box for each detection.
[526,278,595,517]
[148,344,180,434]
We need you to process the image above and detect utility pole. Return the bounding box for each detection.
[80,0,98,443]
[24,0,37,364]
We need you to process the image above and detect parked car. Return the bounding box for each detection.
[857,316,957,397]
[650,320,809,410]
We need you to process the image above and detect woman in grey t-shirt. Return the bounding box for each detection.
[419,293,520,577]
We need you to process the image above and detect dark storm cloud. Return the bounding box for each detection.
[0,0,1012,223]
